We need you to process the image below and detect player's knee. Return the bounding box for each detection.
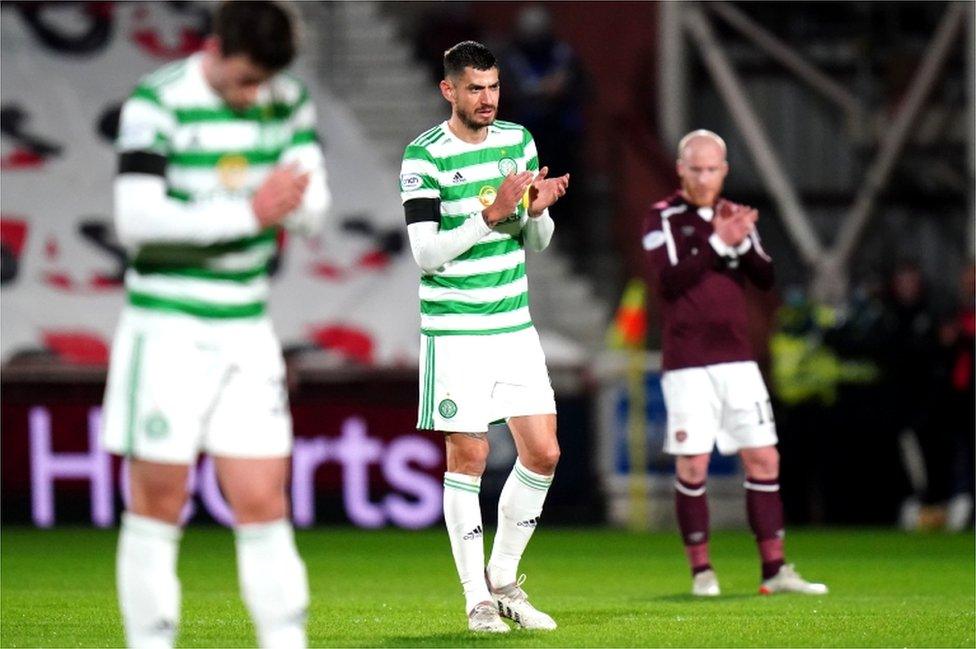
[451,456,487,477]
[130,489,188,524]
[676,456,710,483]
[129,482,188,523]
[744,448,779,480]
[230,488,288,524]
[449,446,489,476]
[529,445,560,475]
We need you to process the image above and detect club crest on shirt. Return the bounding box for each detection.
[681,225,696,236]
[675,430,688,443]
[478,185,497,207]
[498,157,517,176]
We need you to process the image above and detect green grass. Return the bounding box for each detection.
[1,527,973,647]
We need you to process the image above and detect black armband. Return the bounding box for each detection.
[118,151,166,177]
[404,198,441,225]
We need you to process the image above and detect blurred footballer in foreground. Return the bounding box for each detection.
[102,2,329,646]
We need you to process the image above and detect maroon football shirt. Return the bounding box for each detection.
[643,192,774,371]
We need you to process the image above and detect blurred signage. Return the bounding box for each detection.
[2,374,445,529]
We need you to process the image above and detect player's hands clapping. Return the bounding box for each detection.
[528,166,570,217]
[483,171,534,225]
[251,163,310,227]
[713,199,757,246]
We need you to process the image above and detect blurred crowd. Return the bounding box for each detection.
[771,262,975,530]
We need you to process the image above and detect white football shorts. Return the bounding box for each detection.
[417,326,556,433]
[101,306,292,464]
[661,360,777,456]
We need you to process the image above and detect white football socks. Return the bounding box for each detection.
[117,512,182,649]
[234,519,309,649]
[487,459,553,587]
[443,472,492,613]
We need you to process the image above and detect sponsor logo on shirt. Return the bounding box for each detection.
[452,171,465,184]
[643,230,666,250]
[217,154,248,191]
[400,173,423,191]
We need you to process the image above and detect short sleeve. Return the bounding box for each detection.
[522,128,539,171]
[116,84,176,156]
[400,144,440,203]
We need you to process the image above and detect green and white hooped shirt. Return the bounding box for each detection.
[400,120,539,336]
[116,53,321,319]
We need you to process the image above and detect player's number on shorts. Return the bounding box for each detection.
[755,399,774,425]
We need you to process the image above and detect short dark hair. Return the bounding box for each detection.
[214,1,297,71]
[443,41,497,79]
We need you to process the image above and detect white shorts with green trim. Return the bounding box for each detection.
[417,326,556,433]
[662,360,777,456]
[101,306,292,464]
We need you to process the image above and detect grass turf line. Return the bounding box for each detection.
[1,528,973,647]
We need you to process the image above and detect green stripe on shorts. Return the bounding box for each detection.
[125,333,146,456]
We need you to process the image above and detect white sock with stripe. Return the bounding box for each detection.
[234,519,309,649]
[443,472,491,613]
[486,459,553,588]
[117,512,182,649]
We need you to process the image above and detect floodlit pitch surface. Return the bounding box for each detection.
[1,528,973,647]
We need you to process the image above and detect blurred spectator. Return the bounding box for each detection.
[879,261,952,526]
[770,287,878,523]
[936,264,975,529]
[820,278,913,525]
[500,5,587,260]
[412,3,482,84]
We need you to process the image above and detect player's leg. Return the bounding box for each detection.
[443,432,508,632]
[420,333,507,631]
[204,319,309,647]
[721,361,827,595]
[662,366,723,595]
[117,461,190,649]
[739,445,785,578]
[102,310,213,648]
[215,456,309,648]
[738,446,827,594]
[674,452,718,594]
[481,328,559,628]
[487,413,558,587]
[485,412,559,629]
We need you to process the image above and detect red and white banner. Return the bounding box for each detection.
[1,2,421,367]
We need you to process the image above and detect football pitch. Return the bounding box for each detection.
[1,527,972,647]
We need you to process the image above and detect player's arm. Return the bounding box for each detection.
[522,208,555,252]
[521,132,566,252]
[737,229,775,290]
[113,93,264,249]
[714,201,774,290]
[401,145,533,272]
[405,199,493,273]
[278,85,331,237]
[643,210,722,300]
